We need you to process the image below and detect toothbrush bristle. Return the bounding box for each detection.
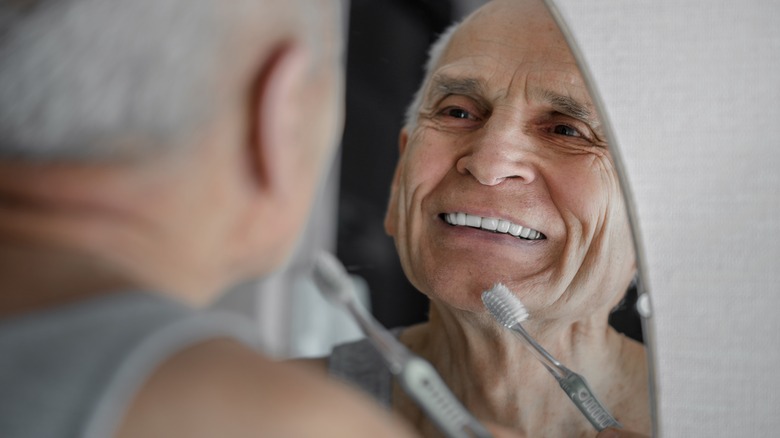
[482,283,530,327]
[312,251,353,304]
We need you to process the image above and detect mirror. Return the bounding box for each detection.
[325,0,653,436]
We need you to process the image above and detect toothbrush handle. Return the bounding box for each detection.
[557,369,622,431]
[334,279,493,437]
[397,356,494,438]
[343,299,410,372]
[509,323,565,379]
[509,323,621,431]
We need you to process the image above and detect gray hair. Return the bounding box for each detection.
[0,0,253,162]
[403,21,461,131]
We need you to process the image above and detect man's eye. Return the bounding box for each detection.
[445,107,473,119]
[552,124,581,137]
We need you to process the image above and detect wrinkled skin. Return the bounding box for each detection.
[385,0,635,324]
[383,0,648,436]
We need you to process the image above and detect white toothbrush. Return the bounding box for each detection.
[481,283,622,432]
[312,251,493,438]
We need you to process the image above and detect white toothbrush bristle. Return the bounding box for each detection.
[312,251,353,304]
[482,283,530,327]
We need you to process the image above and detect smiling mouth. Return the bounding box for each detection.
[441,212,546,241]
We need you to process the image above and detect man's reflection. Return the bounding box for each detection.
[329,0,650,435]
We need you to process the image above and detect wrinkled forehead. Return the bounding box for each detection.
[433,0,591,107]
[460,0,570,52]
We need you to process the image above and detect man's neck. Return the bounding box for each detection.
[0,160,225,316]
[395,300,646,437]
[0,241,137,317]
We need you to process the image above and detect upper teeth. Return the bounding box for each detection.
[443,212,544,240]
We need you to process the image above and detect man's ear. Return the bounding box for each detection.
[384,128,409,237]
[249,42,309,194]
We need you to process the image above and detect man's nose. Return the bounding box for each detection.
[455,123,538,186]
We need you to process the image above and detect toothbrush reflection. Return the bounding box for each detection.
[320,0,650,436]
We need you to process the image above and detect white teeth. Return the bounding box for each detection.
[465,214,481,227]
[442,212,544,240]
[481,218,498,231]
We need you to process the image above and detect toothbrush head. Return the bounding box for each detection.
[482,283,530,328]
[312,251,353,305]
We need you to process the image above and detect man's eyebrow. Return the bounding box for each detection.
[429,74,486,99]
[533,88,595,123]
[425,76,600,127]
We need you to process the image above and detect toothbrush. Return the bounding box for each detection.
[481,283,622,432]
[312,251,493,438]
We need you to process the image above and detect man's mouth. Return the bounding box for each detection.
[441,212,546,241]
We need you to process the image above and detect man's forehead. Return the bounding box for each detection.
[428,62,593,107]
[419,0,601,126]
[434,22,585,99]
[441,0,577,83]
[454,0,570,54]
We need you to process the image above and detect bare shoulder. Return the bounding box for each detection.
[116,339,418,438]
[290,356,330,373]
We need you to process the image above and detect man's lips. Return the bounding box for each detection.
[440,212,546,241]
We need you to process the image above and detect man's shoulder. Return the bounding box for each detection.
[117,339,417,437]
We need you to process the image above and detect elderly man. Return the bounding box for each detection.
[0,1,418,437]
[326,0,651,437]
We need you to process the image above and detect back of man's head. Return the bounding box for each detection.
[0,0,224,161]
[0,0,326,163]
[0,0,346,304]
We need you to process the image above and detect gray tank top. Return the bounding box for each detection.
[327,332,398,407]
[0,291,262,438]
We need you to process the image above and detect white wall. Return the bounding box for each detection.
[549,1,780,435]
